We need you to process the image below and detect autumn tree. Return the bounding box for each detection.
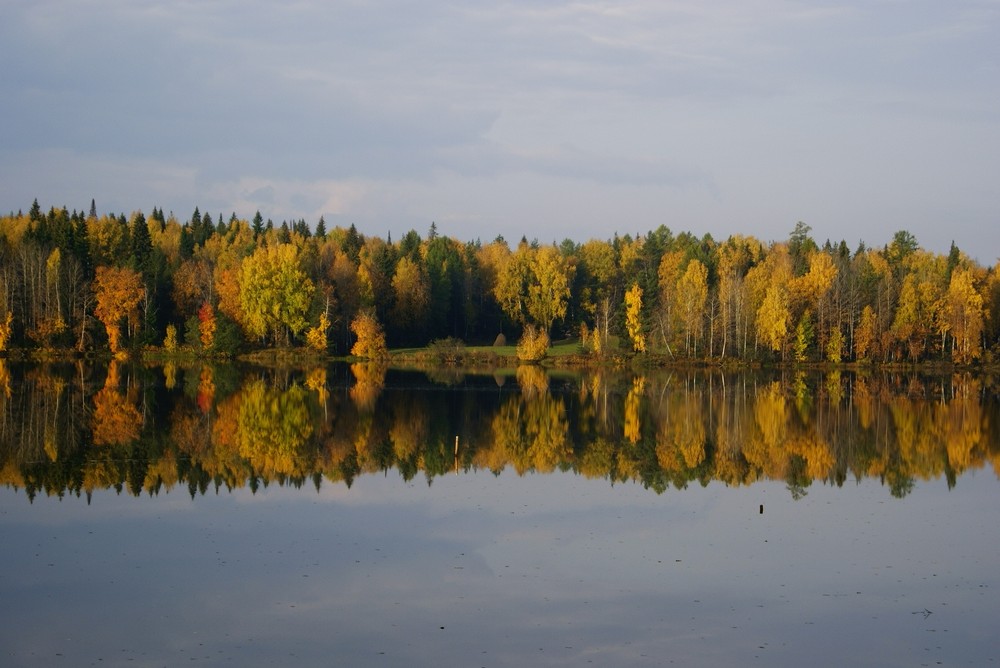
[891,275,925,360]
[715,236,760,359]
[945,267,984,364]
[494,242,572,337]
[748,246,793,359]
[826,326,844,363]
[854,305,878,362]
[656,250,685,354]
[526,245,572,334]
[676,259,708,356]
[494,241,533,328]
[578,239,621,350]
[305,311,331,353]
[624,283,646,352]
[238,243,315,345]
[516,324,550,362]
[93,265,145,354]
[474,239,512,338]
[390,256,430,344]
[87,214,130,268]
[350,310,388,359]
[757,284,790,358]
[198,302,217,350]
[21,246,72,348]
[793,310,814,362]
[326,247,362,352]
[357,236,396,320]
[890,251,946,361]
[173,258,215,319]
[984,262,1000,352]
[791,251,838,356]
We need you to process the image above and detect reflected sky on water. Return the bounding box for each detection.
[2,465,997,667]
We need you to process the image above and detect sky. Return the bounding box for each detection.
[2,1,998,260]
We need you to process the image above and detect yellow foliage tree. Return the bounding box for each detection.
[495,243,572,334]
[946,268,984,364]
[527,245,572,332]
[516,324,550,362]
[163,324,179,352]
[239,243,314,345]
[855,305,878,362]
[624,283,646,353]
[756,284,789,356]
[826,327,844,363]
[390,256,430,336]
[657,250,686,351]
[677,259,708,356]
[305,311,331,352]
[350,310,387,359]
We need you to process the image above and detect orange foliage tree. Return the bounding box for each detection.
[93,266,145,354]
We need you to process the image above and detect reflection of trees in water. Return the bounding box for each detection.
[624,376,644,444]
[654,378,707,472]
[0,359,11,399]
[389,395,429,475]
[485,366,572,473]
[516,365,548,398]
[233,379,315,479]
[2,364,999,499]
[92,361,142,446]
[349,363,386,412]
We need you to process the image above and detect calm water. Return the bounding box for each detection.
[1,362,998,667]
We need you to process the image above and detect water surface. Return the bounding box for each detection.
[1,362,997,666]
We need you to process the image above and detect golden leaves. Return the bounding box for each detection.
[625,283,646,353]
[92,266,145,354]
[350,311,388,360]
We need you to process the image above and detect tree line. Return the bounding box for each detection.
[1,200,998,364]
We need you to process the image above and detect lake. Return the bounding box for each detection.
[1,361,998,667]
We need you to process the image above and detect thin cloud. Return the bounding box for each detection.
[0,1,997,258]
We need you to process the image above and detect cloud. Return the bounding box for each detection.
[1,1,998,259]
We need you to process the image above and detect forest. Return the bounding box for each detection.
[1,199,998,365]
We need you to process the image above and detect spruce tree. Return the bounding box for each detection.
[252,211,264,238]
[130,212,152,275]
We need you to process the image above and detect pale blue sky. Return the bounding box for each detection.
[2,1,998,259]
